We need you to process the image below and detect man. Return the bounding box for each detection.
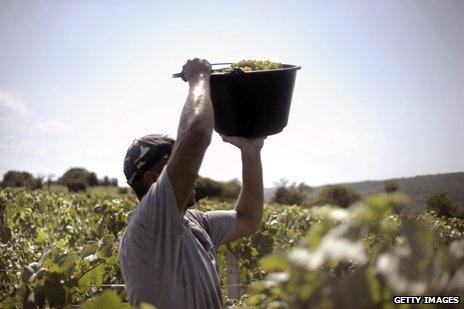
[119,58,265,308]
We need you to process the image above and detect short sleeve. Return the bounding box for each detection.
[134,168,183,241]
[202,210,237,248]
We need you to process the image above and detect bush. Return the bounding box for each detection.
[314,185,360,208]
[1,170,43,190]
[384,180,400,193]
[28,178,44,190]
[272,179,312,206]
[58,168,90,186]
[58,169,118,188]
[100,176,118,187]
[88,172,98,186]
[427,192,464,219]
[66,182,87,192]
[118,187,129,194]
[195,177,240,200]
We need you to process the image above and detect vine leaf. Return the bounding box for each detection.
[78,264,105,292]
[79,290,131,309]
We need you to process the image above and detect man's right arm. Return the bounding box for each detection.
[166,58,214,212]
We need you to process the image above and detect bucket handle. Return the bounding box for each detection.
[172,62,233,80]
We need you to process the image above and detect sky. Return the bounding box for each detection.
[0,0,463,187]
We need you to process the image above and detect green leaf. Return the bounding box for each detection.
[81,242,99,258]
[78,264,105,292]
[1,297,17,309]
[59,252,77,275]
[35,228,47,243]
[259,253,288,271]
[55,238,68,249]
[97,235,115,259]
[79,290,127,309]
[106,253,118,266]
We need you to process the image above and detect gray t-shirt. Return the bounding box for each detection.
[119,167,237,308]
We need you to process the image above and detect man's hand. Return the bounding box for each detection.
[220,135,265,153]
[181,58,212,85]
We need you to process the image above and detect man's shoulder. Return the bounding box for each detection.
[185,208,205,223]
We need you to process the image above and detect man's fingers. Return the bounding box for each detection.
[221,135,241,147]
[221,135,238,143]
[221,136,234,143]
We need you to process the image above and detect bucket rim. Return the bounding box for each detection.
[211,64,301,76]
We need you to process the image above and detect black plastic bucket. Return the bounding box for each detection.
[210,64,301,138]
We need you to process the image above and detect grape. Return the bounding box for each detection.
[228,60,283,72]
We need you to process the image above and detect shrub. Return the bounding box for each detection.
[58,169,118,188]
[195,177,240,200]
[58,168,90,186]
[384,180,400,193]
[28,178,44,190]
[88,172,99,186]
[100,176,118,187]
[272,179,312,206]
[1,170,43,190]
[66,182,87,192]
[118,187,129,194]
[314,185,360,208]
[427,192,464,219]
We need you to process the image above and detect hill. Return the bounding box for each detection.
[264,172,464,211]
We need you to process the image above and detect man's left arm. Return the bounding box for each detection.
[222,136,264,243]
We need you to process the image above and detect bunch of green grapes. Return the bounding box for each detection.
[229,60,283,72]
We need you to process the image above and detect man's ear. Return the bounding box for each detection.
[143,170,160,186]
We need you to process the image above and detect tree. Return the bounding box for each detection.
[2,171,34,187]
[384,181,400,193]
[67,182,87,192]
[314,185,360,208]
[426,192,464,219]
[58,168,90,186]
[101,176,110,186]
[46,174,55,191]
[194,177,241,200]
[88,172,98,186]
[1,170,43,190]
[221,179,241,199]
[272,179,312,206]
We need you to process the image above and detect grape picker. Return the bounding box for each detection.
[119,58,265,308]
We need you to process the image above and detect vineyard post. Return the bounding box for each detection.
[226,244,241,300]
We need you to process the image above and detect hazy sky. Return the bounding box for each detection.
[1,0,463,187]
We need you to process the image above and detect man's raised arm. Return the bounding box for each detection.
[166,58,213,212]
[222,137,265,242]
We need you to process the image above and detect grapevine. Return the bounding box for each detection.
[1,189,463,308]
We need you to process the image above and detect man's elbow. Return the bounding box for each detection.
[186,119,213,146]
[248,220,263,235]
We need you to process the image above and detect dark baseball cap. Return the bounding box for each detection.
[123,134,175,186]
